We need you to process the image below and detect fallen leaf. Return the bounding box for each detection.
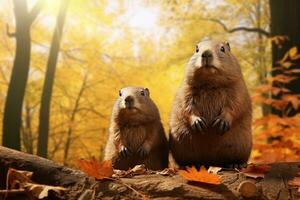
[112,164,148,178]
[241,164,271,179]
[131,164,147,175]
[78,159,113,180]
[5,168,68,199]
[157,168,178,176]
[25,183,68,199]
[288,173,300,192]
[179,166,221,185]
[208,166,222,174]
[7,168,33,189]
[112,169,129,178]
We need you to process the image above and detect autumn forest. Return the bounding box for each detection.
[0,0,300,168]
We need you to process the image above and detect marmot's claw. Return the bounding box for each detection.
[119,146,132,158]
[137,146,149,157]
[191,117,207,133]
[212,117,230,134]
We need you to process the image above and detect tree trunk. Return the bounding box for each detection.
[270,0,300,116]
[256,0,271,116]
[21,101,34,154]
[37,0,69,158]
[2,1,31,150]
[2,0,43,151]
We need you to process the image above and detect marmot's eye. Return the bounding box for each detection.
[119,90,122,96]
[140,91,145,96]
[195,45,199,53]
[220,46,225,53]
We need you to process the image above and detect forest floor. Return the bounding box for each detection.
[1,147,300,200]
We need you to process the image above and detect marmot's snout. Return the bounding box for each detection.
[201,50,213,66]
[124,95,134,109]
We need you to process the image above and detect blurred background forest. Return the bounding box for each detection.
[0,0,299,166]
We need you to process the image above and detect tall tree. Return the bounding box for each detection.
[270,0,300,116]
[37,0,69,158]
[2,0,43,150]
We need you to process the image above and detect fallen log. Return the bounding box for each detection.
[0,147,85,188]
[1,146,300,200]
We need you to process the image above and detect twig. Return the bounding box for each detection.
[105,177,149,200]
[6,24,16,38]
[0,189,26,195]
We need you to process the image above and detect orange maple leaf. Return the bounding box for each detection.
[179,166,221,185]
[78,158,113,180]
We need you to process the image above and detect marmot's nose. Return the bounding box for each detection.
[201,50,213,59]
[125,96,134,103]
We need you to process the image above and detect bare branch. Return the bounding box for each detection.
[76,107,108,119]
[173,17,271,37]
[202,18,270,37]
[6,24,16,38]
[28,0,44,24]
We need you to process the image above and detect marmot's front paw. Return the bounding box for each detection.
[119,146,132,158]
[212,117,230,134]
[191,116,208,133]
[137,146,149,157]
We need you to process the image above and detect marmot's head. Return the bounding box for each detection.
[113,86,160,125]
[185,40,242,86]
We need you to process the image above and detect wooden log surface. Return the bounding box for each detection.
[0,146,85,188]
[1,146,300,200]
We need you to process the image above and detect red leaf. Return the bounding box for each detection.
[78,159,113,180]
[241,164,271,179]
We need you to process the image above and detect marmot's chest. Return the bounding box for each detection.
[192,89,228,122]
[119,126,147,150]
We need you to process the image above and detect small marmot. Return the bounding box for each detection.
[169,40,252,168]
[104,86,168,170]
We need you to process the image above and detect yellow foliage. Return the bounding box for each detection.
[0,0,275,165]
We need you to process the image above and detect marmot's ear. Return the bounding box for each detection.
[226,41,230,51]
[144,88,150,96]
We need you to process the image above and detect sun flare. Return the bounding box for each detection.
[127,6,159,30]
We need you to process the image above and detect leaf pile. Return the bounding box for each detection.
[179,166,221,185]
[0,168,67,199]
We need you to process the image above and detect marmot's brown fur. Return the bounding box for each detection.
[104,86,168,170]
[169,40,252,168]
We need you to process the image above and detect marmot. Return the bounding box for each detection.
[169,40,252,168]
[104,86,168,170]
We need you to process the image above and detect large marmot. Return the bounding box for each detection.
[169,40,252,168]
[104,86,168,170]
